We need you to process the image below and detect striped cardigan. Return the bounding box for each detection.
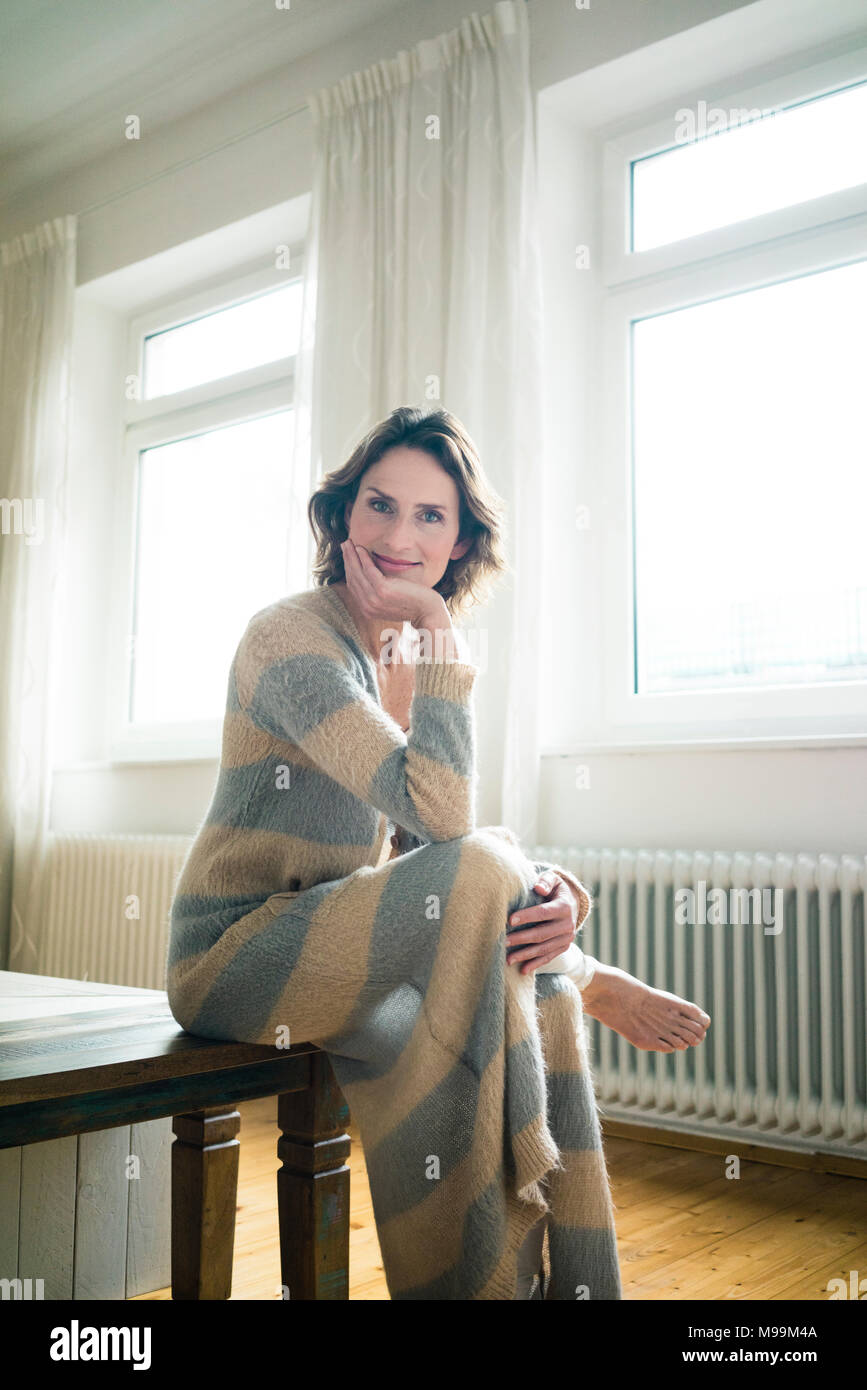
[166,583,621,1299]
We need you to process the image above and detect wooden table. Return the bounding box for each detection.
[0,971,350,1300]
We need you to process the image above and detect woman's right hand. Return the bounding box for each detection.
[341,538,447,631]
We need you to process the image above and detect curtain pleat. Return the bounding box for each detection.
[0,213,77,973]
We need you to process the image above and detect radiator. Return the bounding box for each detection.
[534,846,867,1157]
[40,832,194,991]
[39,835,867,1156]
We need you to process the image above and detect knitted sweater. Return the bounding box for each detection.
[166,583,620,1299]
[168,582,594,937]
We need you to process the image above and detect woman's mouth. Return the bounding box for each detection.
[373,553,420,570]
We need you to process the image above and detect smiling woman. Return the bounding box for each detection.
[308,405,509,621]
[307,406,509,674]
[166,404,624,1301]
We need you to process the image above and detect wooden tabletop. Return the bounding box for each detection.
[0,970,319,1148]
[0,968,169,1022]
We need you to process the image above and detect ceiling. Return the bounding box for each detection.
[0,0,410,201]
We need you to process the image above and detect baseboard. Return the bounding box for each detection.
[600,1117,867,1180]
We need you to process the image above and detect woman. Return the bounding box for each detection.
[166,405,710,1300]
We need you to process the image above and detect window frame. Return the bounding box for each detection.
[601,45,867,285]
[108,255,304,764]
[595,50,867,746]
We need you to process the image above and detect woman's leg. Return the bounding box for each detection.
[166,826,621,1299]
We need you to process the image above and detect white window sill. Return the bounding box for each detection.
[54,754,220,772]
[543,733,867,756]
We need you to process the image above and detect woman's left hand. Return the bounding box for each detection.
[506,871,578,974]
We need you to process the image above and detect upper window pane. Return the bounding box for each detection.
[143,280,302,399]
[631,257,867,695]
[631,80,867,252]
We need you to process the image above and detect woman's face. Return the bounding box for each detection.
[343,446,471,589]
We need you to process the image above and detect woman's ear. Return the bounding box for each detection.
[450,536,472,561]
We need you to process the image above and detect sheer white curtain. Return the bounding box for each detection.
[292,0,546,844]
[0,214,76,973]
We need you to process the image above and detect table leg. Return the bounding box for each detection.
[277,1051,351,1299]
[171,1106,241,1299]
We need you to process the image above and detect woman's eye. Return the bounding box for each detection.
[367,499,443,524]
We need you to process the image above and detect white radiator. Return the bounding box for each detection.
[534,846,867,1157]
[40,832,193,990]
[39,835,867,1157]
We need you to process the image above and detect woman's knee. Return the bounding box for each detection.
[455,827,538,901]
[397,827,540,924]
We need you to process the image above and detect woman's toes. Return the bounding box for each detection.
[678,1014,708,1040]
[584,966,711,1054]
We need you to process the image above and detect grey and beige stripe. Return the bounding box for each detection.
[166,586,621,1298]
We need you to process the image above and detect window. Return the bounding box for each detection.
[142,281,302,399]
[598,49,867,742]
[109,262,307,760]
[632,258,867,696]
[631,80,867,251]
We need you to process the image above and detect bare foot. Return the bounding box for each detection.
[580,961,711,1053]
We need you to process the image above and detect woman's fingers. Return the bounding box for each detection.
[509,944,571,974]
[342,539,379,614]
[508,939,573,967]
[507,927,574,967]
[519,955,560,975]
[508,890,572,936]
[507,893,574,971]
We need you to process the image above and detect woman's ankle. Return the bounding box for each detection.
[580,958,618,1012]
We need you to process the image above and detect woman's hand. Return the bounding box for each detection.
[341,538,444,630]
[506,871,578,974]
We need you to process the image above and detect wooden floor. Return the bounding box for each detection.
[133,1094,867,1301]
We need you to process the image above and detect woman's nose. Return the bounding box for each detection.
[384,520,417,552]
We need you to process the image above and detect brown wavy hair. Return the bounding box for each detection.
[308,406,509,622]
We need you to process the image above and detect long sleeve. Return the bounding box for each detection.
[234,605,479,843]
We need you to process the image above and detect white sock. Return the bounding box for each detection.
[536,942,597,990]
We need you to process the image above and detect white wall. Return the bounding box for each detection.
[4,0,864,856]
